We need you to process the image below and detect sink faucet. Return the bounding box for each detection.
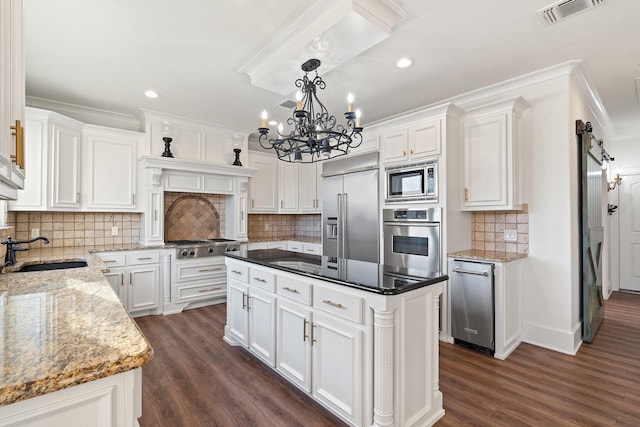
[1,236,50,266]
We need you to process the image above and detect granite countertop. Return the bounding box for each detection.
[227,249,448,295]
[248,237,321,244]
[0,249,153,406]
[448,249,528,263]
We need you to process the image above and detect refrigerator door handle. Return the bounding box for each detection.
[337,193,343,258]
[342,193,347,258]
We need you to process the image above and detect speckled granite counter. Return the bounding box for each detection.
[0,248,153,406]
[448,249,527,263]
[248,237,321,244]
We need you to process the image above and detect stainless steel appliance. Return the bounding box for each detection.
[383,208,441,271]
[322,151,379,263]
[385,159,437,203]
[168,238,240,259]
[450,259,495,354]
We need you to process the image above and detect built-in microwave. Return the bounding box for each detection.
[385,159,438,203]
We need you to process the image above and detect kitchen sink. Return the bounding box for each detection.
[16,260,88,272]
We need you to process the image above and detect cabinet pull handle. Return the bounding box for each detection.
[464,187,469,202]
[198,287,222,293]
[120,273,124,286]
[10,119,24,168]
[280,200,284,209]
[154,210,158,221]
[303,319,309,342]
[199,267,223,272]
[254,277,267,283]
[76,192,80,203]
[402,150,406,156]
[242,292,247,310]
[251,199,254,208]
[231,269,242,275]
[104,259,117,263]
[137,257,153,260]
[410,148,414,155]
[322,299,345,309]
[311,322,317,345]
[132,194,135,205]
[129,272,133,284]
[283,286,299,294]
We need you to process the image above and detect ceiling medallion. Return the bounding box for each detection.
[258,59,363,163]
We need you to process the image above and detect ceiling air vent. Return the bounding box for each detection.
[537,0,605,25]
[279,99,297,109]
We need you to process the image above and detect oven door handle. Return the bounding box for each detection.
[452,268,489,277]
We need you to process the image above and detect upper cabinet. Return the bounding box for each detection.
[461,97,530,211]
[0,0,25,200]
[82,125,144,211]
[248,151,278,213]
[10,108,144,212]
[381,118,441,165]
[299,162,321,213]
[141,111,250,167]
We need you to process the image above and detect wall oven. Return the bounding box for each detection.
[383,208,441,272]
[385,160,437,203]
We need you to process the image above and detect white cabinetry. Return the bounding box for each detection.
[461,97,530,211]
[11,108,145,212]
[248,151,277,212]
[82,125,142,211]
[278,161,299,212]
[381,118,441,165]
[299,162,321,213]
[98,249,165,317]
[226,262,277,366]
[0,0,25,200]
[163,256,228,314]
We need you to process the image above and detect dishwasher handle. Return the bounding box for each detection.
[452,268,489,277]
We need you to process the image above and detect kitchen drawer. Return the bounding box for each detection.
[127,251,160,266]
[176,278,227,303]
[287,242,303,252]
[250,267,276,292]
[227,261,249,283]
[302,243,321,255]
[176,258,226,281]
[313,286,363,324]
[277,275,312,305]
[98,253,125,268]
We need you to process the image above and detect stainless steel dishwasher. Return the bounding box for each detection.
[450,259,495,354]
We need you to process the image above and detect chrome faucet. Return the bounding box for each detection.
[1,236,50,266]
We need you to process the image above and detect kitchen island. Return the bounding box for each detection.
[0,250,152,426]
[224,249,448,427]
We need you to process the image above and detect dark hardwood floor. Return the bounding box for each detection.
[135,291,640,426]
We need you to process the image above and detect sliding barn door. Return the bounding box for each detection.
[577,120,604,343]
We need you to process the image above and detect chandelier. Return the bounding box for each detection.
[258,59,363,163]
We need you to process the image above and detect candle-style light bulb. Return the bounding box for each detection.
[296,91,303,110]
[347,93,354,112]
[261,110,268,127]
[355,109,362,127]
[277,122,284,135]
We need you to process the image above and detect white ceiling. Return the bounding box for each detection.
[24,0,640,140]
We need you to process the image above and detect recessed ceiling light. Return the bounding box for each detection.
[144,90,160,99]
[268,120,278,126]
[396,57,414,69]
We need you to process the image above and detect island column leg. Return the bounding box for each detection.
[373,309,395,427]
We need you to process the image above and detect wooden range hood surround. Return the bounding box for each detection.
[137,155,256,245]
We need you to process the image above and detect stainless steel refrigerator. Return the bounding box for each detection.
[322,151,379,263]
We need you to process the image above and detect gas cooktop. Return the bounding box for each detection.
[168,238,240,259]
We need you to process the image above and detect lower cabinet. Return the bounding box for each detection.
[98,249,164,317]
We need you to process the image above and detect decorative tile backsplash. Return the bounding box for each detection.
[471,204,529,253]
[164,192,225,241]
[249,214,321,241]
[6,212,141,248]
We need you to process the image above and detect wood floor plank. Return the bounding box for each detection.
[135,291,640,426]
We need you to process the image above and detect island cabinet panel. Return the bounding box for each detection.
[224,256,445,427]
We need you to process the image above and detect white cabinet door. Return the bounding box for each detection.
[10,109,47,210]
[462,97,529,211]
[49,118,81,209]
[83,126,142,211]
[409,118,441,159]
[299,163,320,213]
[276,299,312,392]
[227,279,249,346]
[128,264,160,314]
[381,129,408,164]
[312,312,363,426]
[103,268,126,306]
[248,152,277,212]
[278,161,299,212]
[248,287,277,366]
